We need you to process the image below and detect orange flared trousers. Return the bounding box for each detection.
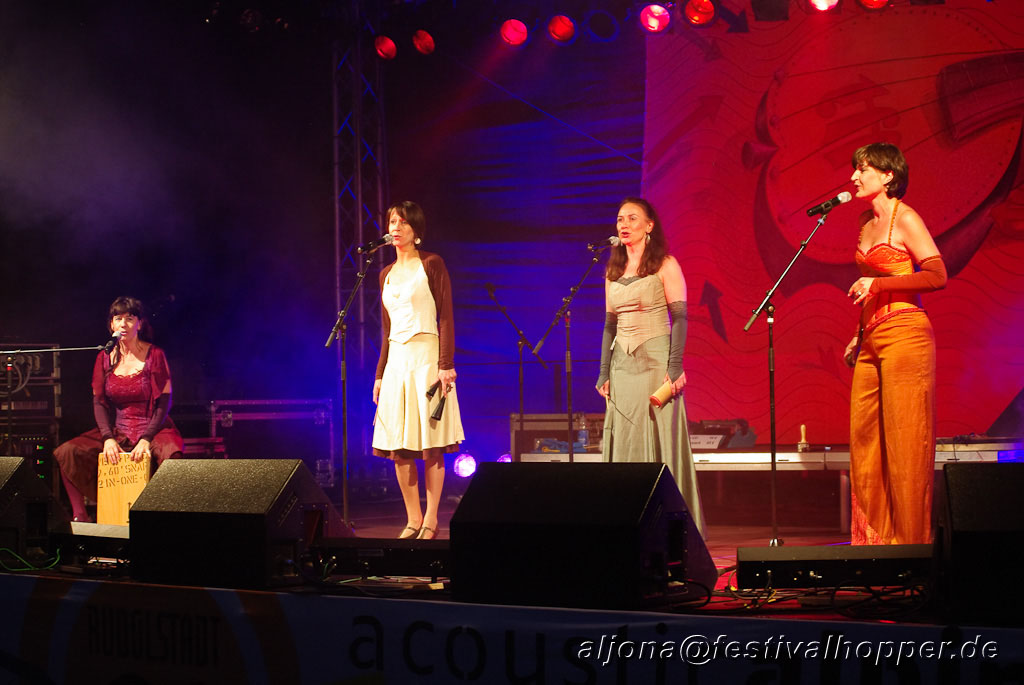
[850,312,936,545]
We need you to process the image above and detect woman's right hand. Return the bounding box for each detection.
[103,438,121,465]
[843,336,859,368]
[597,380,610,400]
[373,379,382,405]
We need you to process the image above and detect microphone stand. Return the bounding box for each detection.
[484,284,547,459]
[743,210,834,547]
[324,251,379,528]
[535,246,606,462]
[1,344,108,456]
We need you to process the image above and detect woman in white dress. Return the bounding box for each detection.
[372,201,464,539]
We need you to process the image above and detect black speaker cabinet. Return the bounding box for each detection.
[450,462,717,609]
[130,459,346,589]
[936,462,1024,625]
[0,456,70,562]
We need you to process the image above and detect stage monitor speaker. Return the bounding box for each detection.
[0,456,70,563]
[936,462,1024,625]
[130,459,348,589]
[737,544,932,589]
[450,462,716,610]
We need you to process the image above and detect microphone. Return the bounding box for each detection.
[806,191,852,217]
[103,331,123,353]
[425,380,446,420]
[357,234,394,254]
[425,380,441,399]
[588,236,622,251]
[431,394,446,421]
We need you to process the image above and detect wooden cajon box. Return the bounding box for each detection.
[97,453,151,526]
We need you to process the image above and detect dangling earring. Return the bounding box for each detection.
[645,233,651,245]
[414,237,421,245]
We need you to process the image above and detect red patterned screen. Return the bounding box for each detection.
[645,2,1024,444]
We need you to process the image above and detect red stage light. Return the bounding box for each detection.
[859,0,889,7]
[374,35,397,60]
[412,29,435,55]
[548,14,575,42]
[500,19,528,46]
[685,0,715,25]
[639,4,672,33]
[810,0,840,9]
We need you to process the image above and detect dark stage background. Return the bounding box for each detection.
[0,1,337,403]
[2,0,1022,482]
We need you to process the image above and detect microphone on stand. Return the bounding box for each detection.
[357,234,394,254]
[588,236,622,251]
[806,191,852,217]
[103,331,123,353]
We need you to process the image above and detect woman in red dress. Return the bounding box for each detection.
[54,296,184,522]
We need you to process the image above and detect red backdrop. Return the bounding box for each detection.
[645,1,1024,445]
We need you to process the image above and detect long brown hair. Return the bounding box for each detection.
[605,197,668,282]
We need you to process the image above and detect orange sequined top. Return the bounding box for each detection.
[854,199,934,333]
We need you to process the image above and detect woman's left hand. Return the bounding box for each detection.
[847,277,876,306]
[130,438,152,463]
[438,368,457,397]
[667,371,686,396]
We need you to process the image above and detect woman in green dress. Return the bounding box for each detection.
[596,197,704,534]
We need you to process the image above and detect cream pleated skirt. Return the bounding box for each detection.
[372,333,464,459]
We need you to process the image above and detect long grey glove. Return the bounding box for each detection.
[596,312,617,389]
[667,301,687,381]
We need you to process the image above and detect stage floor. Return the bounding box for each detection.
[342,496,911,623]
[347,495,849,560]
[4,490,1021,684]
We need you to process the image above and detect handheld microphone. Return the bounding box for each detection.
[425,380,441,399]
[357,234,394,254]
[431,394,446,421]
[426,380,446,420]
[588,236,622,251]
[103,331,123,353]
[806,192,852,217]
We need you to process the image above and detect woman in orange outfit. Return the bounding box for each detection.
[843,143,947,545]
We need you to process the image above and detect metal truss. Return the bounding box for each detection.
[332,0,388,368]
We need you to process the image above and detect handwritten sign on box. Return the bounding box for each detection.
[97,453,151,526]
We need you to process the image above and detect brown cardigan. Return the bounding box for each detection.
[375,251,455,380]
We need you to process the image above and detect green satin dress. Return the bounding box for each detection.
[601,274,705,535]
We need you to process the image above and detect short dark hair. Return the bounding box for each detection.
[387,201,427,242]
[108,296,153,342]
[852,142,908,199]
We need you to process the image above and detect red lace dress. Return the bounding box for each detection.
[53,346,184,500]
